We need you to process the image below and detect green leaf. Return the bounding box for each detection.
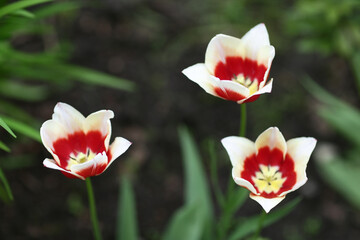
[33,1,79,19]
[163,201,207,240]
[116,177,139,240]
[163,126,214,240]
[0,116,16,138]
[317,158,360,209]
[0,167,13,201]
[227,197,301,240]
[303,77,360,146]
[0,140,10,152]
[0,116,40,142]
[0,0,52,18]
[0,81,48,102]
[10,9,35,18]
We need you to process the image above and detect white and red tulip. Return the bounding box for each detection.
[182,23,275,103]
[40,102,131,180]
[222,127,316,212]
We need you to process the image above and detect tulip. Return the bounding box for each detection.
[41,102,131,180]
[222,127,316,212]
[182,23,275,103]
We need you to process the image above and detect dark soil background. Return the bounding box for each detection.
[1,0,360,239]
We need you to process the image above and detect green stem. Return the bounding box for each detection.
[86,178,103,240]
[217,104,248,240]
[252,210,267,240]
[239,104,247,137]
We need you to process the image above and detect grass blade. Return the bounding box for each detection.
[1,116,40,142]
[228,197,301,240]
[0,0,52,18]
[0,116,16,138]
[116,177,138,240]
[0,167,13,201]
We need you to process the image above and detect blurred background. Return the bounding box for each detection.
[1,0,360,239]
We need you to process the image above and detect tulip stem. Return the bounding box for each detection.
[86,177,103,240]
[239,104,247,137]
[253,210,267,239]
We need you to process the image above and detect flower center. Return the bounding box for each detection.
[67,149,96,168]
[252,164,286,194]
[232,74,259,95]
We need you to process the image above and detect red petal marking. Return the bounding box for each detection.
[61,171,80,179]
[240,147,296,198]
[214,87,246,102]
[243,95,260,103]
[74,162,108,179]
[214,57,267,84]
[52,130,106,169]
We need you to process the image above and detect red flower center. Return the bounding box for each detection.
[52,130,107,169]
[214,56,267,84]
[240,146,296,198]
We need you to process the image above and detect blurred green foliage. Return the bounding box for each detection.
[0,0,135,203]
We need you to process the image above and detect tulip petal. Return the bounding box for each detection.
[43,158,84,179]
[106,137,132,168]
[258,46,275,85]
[241,23,270,60]
[286,137,317,186]
[53,102,85,134]
[255,127,287,155]
[237,79,273,104]
[84,110,114,150]
[182,63,217,95]
[232,166,257,194]
[40,120,68,164]
[249,193,285,213]
[205,34,246,74]
[221,136,255,167]
[70,152,108,179]
[215,80,249,102]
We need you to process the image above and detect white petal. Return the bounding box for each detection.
[237,79,273,104]
[70,152,108,177]
[221,136,255,167]
[182,63,217,95]
[258,46,275,86]
[286,137,317,185]
[52,102,85,134]
[106,137,132,169]
[216,80,250,99]
[40,120,67,164]
[84,110,114,149]
[242,23,271,60]
[232,166,257,195]
[280,178,307,197]
[43,158,84,179]
[255,127,287,155]
[205,34,246,74]
[249,194,285,213]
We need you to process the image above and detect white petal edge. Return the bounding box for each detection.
[182,63,217,95]
[255,127,287,156]
[280,178,307,197]
[52,102,85,134]
[237,79,273,104]
[106,137,132,169]
[250,194,285,213]
[205,34,246,74]
[40,120,68,164]
[43,158,84,179]
[241,23,271,60]
[259,46,275,89]
[70,152,108,177]
[232,166,257,195]
[221,136,255,167]
[84,110,114,150]
[216,79,250,99]
[286,137,317,186]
